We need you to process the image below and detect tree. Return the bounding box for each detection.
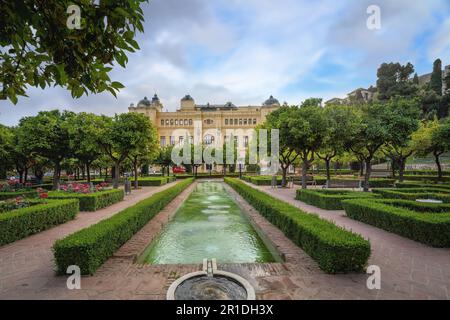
[0,125,13,179]
[412,118,450,179]
[66,112,103,183]
[413,73,420,85]
[348,99,419,191]
[381,98,420,182]
[376,62,417,101]
[262,106,298,187]
[94,113,155,189]
[0,1,147,104]
[289,104,328,189]
[317,105,358,180]
[18,110,75,189]
[430,59,443,96]
[154,146,174,177]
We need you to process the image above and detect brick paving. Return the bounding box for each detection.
[0,180,449,300]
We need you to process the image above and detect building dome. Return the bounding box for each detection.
[151,94,160,103]
[263,95,280,106]
[137,96,151,107]
[181,94,194,101]
[224,102,236,108]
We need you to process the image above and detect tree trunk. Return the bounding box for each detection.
[281,166,288,187]
[134,161,139,189]
[301,161,308,189]
[24,167,28,183]
[113,162,120,189]
[399,159,406,182]
[391,158,396,178]
[359,160,364,176]
[17,169,24,184]
[325,158,331,181]
[87,163,91,183]
[52,163,60,191]
[363,159,372,192]
[435,152,443,180]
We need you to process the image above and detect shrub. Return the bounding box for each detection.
[225,178,371,273]
[0,190,37,201]
[372,188,450,203]
[296,189,379,210]
[395,182,450,190]
[47,189,124,211]
[401,175,450,182]
[0,199,79,246]
[342,199,450,247]
[53,178,194,275]
[362,178,396,188]
[137,177,169,186]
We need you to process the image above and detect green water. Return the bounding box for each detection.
[140,181,276,264]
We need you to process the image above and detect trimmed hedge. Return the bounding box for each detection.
[53,178,194,275]
[296,189,379,210]
[0,199,79,246]
[241,175,283,186]
[401,175,450,182]
[0,190,37,200]
[404,170,450,176]
[362,178,396,188]
[48,189,124,211]
[395,182,450,190]
[372,188,450,203]
[137,177,172,186]
[225,178,371,273]
[342,199,450,247]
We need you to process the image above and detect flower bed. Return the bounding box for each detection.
[372,188,450,203]
[0,199,79,246]
[225,178,371,273]
[296,189,379,210]
[53,178,194,275]
[342,199,450,247]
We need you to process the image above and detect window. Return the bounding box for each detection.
[189,119,193,126]
[170,136,175,145]
[204,134,215,145]
[234,119,238,125]
[248,118,252,125]
[239,118,242,125]
[179,136,184,145]
[225,119,228,125]
[244,136,249,148]
[165,119,169,125]
[170,119,174,126]
[161,119,164,126]
[180,119,183,126]
[253,118,257,125]
[184,119,188,125]
[234,136,239,148]
[160,136,166,147]
[243,119,247,125]
[189,136,194,144]
[204,119,214,125]
[175,119,178,125]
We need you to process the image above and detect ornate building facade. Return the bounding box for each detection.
[128,94,281,149]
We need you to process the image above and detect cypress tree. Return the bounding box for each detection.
[413,73,419,85]
[430,59,442,95]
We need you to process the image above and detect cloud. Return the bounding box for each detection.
[1,0,449,126]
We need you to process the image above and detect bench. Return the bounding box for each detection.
[289,175,316,188]
[323,179,362,190]
[369,170,392,178]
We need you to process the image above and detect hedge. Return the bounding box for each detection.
[372,188,450,203]
[53,178,194,275]
[342,199,450,247]
[47,189,124,211]
[296,189,379,210]
[224,178,371,273]
[395,182,450,190]
[137,177,172,186]
[401,175,450,182]
[404,170,450,176]
[0,190,37,201]
[362,178,396,188]
[0,199,79,246]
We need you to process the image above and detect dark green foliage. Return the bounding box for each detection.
[137,176,176,186]
[430,59,443,96]
[0,190,37,200]
[296,189,379,210]
[225,178,371,273]
[241,175,283,186]
[395,182,450,189]
[342,199,450,247]
[401,175,450,182]
[53,179,194,275]
[0,199,79,245]
[372,188,450,203]
[47,189,124,211]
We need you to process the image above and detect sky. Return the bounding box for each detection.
[1,0,450,125]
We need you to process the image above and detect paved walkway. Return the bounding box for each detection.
[243,183,450,299]
[0,182,180,299]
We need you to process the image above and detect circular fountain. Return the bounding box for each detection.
[166,259,255,300]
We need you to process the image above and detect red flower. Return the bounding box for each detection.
[39,193,48,199]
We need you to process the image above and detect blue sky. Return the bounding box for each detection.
[1,0,450,125]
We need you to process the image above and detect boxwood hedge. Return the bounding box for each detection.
[225,178,371,273]
[0,190,38,201]
[48,189,124,211]
[401,175,450,182]
[342,199,450,247]
[53,178,194,275]
[395,182,450,190]
[0,199,79,246]
[372,188,450,203]
[296,189,379,210]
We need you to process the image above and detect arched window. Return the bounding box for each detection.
[170,119,174,126]
[204,134,215,145]
[204,119,214,125]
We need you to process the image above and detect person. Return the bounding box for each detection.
[271,175,277,189]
